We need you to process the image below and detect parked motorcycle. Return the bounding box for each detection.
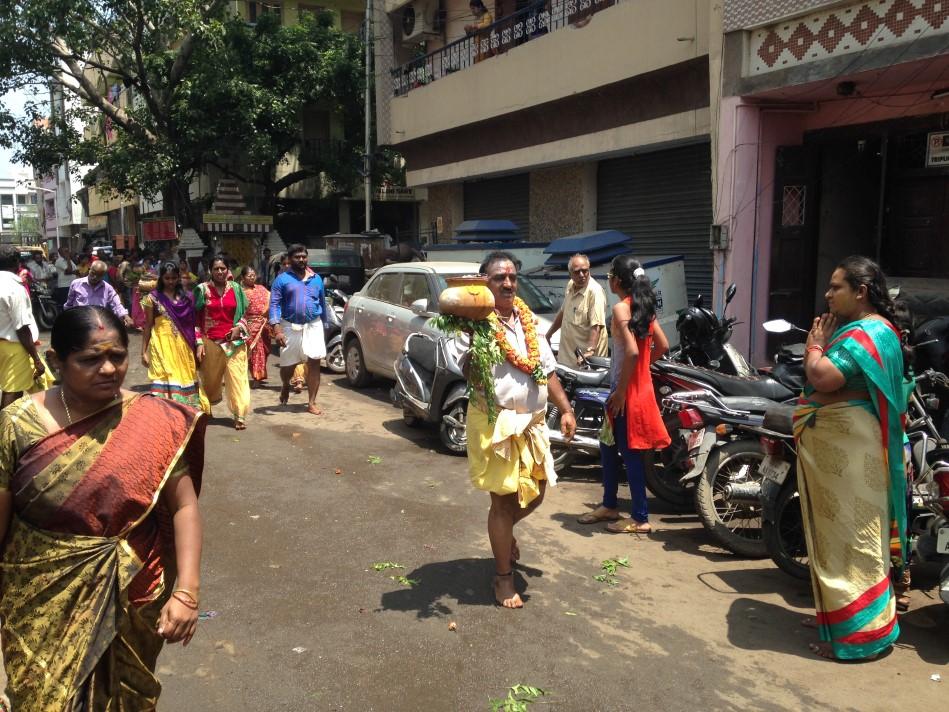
[322,288,348,374]
[674,284,752,376]
[31,281,60,331]
[391,332,468,454]
[547,347,612,472]
[661,389,780,557]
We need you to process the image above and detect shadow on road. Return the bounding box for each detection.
[648,526,736,563]
[725,597,816,659]
[697,567,812,606]
[379,558,544,618]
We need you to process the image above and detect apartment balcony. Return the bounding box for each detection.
[299,138,349,165]
[384,0,708,145]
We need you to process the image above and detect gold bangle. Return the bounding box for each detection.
[173,587,199,603]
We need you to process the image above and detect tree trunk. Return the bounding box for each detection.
[163,178,199,231]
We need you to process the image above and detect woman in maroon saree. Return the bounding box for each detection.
[0,306,206,710]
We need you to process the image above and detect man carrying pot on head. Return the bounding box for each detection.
[545,253,608,366]
[453,251,576,609]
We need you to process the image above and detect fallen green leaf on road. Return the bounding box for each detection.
[594,557,630,587]
[371,562,405,571]
[367,455,382,465]
[389,575,419,587]
[489,684,549,711]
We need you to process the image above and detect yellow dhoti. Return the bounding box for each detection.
[466,405,557,508]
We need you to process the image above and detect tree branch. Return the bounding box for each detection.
[272,168,320,194]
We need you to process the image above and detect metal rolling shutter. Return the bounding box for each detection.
[597,142,713,302]
[463,173,530,239]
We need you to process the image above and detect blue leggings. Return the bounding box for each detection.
[599,413,648,523]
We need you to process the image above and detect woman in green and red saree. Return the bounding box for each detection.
[796,256,910,661]
[0,306,207,709]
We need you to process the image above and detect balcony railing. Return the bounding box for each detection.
[391,0,617,97]
[300,138,349,165]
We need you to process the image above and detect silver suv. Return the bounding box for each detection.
[341,261,556,387]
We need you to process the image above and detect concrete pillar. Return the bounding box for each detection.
[338,199,351,233]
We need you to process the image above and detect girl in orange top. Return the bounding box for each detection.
[577,255,670,533]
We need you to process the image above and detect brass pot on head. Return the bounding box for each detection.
[438,275,495,320]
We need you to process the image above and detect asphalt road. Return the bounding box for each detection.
[20,334,949,710]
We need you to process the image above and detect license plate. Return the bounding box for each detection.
[686,429,705,453]
[759,456,791,485]
[938,527,949,555]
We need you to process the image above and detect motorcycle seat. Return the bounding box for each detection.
[654,360,796,401]
[557,364,610,387]
[763,403,796,436]
[586,356,612,369]
[719,396,781,414]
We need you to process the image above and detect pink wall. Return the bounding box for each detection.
[714,97,805,364]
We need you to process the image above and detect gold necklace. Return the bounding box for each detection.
[59,387,74,425]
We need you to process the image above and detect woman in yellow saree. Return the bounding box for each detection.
[797,256,909,661]
[0,306,206,709]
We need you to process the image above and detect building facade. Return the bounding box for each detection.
[716,0,949,360]
[376,0,718,301]
[0,168,41,244]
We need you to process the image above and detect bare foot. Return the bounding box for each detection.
[307,404,324,416]
[510,538,520,565]
[292,383,304,394]
[801,617,818,629]
[279,384,290,405]
[493,572,523,609]
[809,642,835,659]
[234,419,247,431]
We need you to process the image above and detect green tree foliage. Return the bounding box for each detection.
[0,1,365,227]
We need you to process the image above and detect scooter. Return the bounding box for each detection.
[391,332,469,454]
[322,289,348,374]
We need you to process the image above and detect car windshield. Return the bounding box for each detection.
[436,273,554,314]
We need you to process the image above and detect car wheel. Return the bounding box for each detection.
[439,399,467,455]
[345,338,371,387]
[324,341,346,374]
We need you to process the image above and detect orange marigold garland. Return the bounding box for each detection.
[491,297,548,385]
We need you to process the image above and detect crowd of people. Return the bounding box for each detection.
[0,237,921,706]
[7,242,329,431]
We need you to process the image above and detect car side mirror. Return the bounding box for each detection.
[410,298,430,315]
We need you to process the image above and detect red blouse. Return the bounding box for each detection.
[203,284,238,341]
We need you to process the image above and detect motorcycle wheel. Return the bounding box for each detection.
[763,484,810,580]
[35,303,56,331]
[324,341,346,374]
[439,399,467,455]
[546,407,574,473]
[642,414,694,513]
[695,439,768,558]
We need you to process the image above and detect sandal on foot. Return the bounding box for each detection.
[234,418,247,431]
[606,520,651,534]
[577,508,622,525]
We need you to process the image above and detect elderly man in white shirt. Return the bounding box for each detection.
[0,246,47,407]
[454,251,576,609]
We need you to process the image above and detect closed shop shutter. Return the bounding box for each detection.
[597,142,713,302]
[463,173,530,239]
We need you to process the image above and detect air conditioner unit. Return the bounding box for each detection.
[401,1,439,45]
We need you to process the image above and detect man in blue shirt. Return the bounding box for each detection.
[269,244,328,414]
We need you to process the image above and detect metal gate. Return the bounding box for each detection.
[463,173,530,239]
[597,142,713,302]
